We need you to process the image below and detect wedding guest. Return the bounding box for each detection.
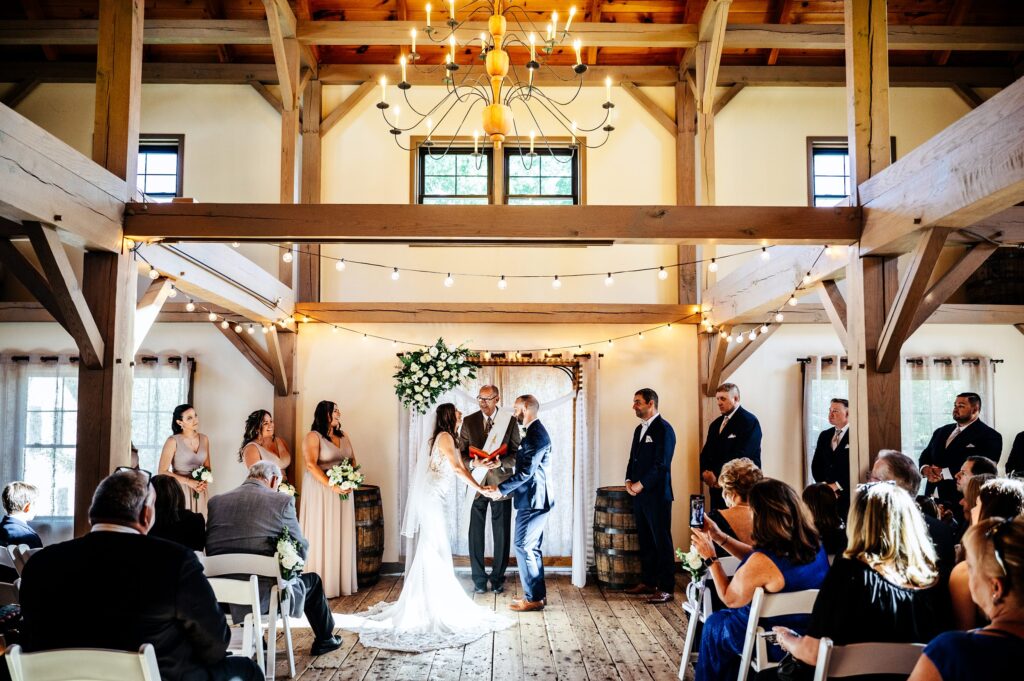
[700,383,762,510]
[206,461,342,656]
[1,481,41,583]
[157,403,213,516]
[707,457,762,555]
[299,400,358,598]
[950,478,1024,630]
[811,398,851,517]
[919,393,1001,521]
[871,450,957,581]
[802,482,848,556]
[691,479,829,681]
[623,389,677,603]
[774,482,949,674]
[962,474,996,528]
[149,474,206,552]
[956,456,998,519]
[1008,430,1024,477]
[908,517,1024,681]
[459,384,521,594]
[18,469,262,681]
[239,409,292,475]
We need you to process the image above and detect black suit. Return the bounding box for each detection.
[459,409,521,590]
[811,427,851,517]
[699,406,762,510]
[625,415,677,594]
[19,530,261,681]
[0,515,42,583]
[1007,431,1024,477]
[918,419,1002,506]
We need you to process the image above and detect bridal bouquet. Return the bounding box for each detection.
[326,458,364,501]
[190,465,213,501]
[676,545,708,582]
[394,338,477,414]
[276,528,305,580]
[278,482,298,498]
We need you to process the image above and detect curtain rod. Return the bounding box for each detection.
[796,357,1003,365]
[8,355,195,363]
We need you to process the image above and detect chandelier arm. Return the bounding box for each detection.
[503,4,550,42]
[524,72,585,106]
[504,94,608,149]
[426,2,502,46]
[422,97,481,161]
[525,87,610,132]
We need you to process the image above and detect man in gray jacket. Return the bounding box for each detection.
[206,461,341,656]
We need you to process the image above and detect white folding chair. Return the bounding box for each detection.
[677,556,741,680]
[4,643,161,681]
[13,547,41,575]
[202,552,295,681]
[812,637,925,680]
[737,587,820,681]
[0,579,20,606]
[208,575,265,670]
[1,546,18,572]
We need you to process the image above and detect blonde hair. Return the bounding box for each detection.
[965,517,1024,592]
[844,482,938,588]
[718,458,763,504]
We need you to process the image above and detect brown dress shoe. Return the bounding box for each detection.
[622,583,656,595]
[509,598,545,612]
[646,591,674,604]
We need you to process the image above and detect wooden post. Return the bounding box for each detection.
[298,78,322,303]
[274,330,300,489]
[75,0,141,536]
[676,81,699,307]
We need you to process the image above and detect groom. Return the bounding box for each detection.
[484,394,552,612]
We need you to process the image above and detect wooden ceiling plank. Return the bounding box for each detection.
[933,0,973,67]
[767,0,795,66]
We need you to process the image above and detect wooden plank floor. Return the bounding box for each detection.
[276,573,689,681]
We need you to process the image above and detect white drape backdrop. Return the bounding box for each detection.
[801,356,849,487]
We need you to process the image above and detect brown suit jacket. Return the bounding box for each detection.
[459,409,522,495]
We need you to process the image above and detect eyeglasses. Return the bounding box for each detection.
[856,479,896,492]
[985,516,1017,586]
[476,395,497,402]
[115,466,153,488]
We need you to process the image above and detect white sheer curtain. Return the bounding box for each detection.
[0,355,32,489]
[570,356,599,587]
[900,357,995,456]
[132,355,193,472]
[801,356,849,486]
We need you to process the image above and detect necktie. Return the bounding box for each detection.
[484,417,493,439]
[719,415,730,434]
[945,426,961,448]
[831,430,842,451]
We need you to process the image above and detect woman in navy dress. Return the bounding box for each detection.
[691,478,829,681]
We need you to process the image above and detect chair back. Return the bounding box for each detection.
[812,638,925,681]
[202,553,283,584]
[13,547,41,575]
[737,587,820,681]
[0,579,20,606]
[4,643,161,681]
[0,546,17,570]
[208,575,264,666]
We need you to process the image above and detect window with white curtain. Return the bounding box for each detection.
[23,364,79,518]
[801,356,850,485]
[132,357,194,473]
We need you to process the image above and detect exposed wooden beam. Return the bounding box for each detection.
[704,328,731,398]
[817,279,848,348]
[248,79,283,114]
[320,81,375,137]
[298,79,321,303]
[0,239,67,328]
[1016,323,1024,337]
[846,0,891,200]
[585,0,602,64]
[859,75,1024,255]
[621,81,676,137]
[933,0,973,67]
[93,0,143,190]
[676,80,698,306]
[950,83,985,109]
[907,242,999,338]
[214,320,275,386]
[262,0,300,111]
[0,104,124,252]
[134,276,173,354]
[1,78,40,108]
[25,222,105,369]
[265,325,290,397]
[767,0,795,66]
[124,204,862,245]
[280,106,299,203]
[695,0,731,113]
[712,83,745,116]
[721,322,779,382]
[733,303,1024,326]
[296,302,700,324]
[137,242,296,323]
[716,65,1016,88]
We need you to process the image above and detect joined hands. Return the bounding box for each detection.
[480,485,503,500]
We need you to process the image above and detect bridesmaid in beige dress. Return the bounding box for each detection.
[238,409,292,474]
[299,400,359,598]
[157,403,212,517]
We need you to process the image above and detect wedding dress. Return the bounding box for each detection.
[334,433,514,652]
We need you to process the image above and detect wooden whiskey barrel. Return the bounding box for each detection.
[354,485,384,587]
[594,486,642,589]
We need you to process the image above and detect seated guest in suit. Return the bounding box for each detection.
[1,481,42,583]
[802,482,848,556]
[871,450,957,582]
[707,457,762,556]
[955,456,998,518]
[919,392,1002,522]
[950,478,1024,630]
[1008,430,1024,477]
[149,474,206,551]
[908,516,1024,681]
[811,398,852,517]
[700,383,762,511]
[18,468,262,681]
[774,482,949,676]
[690,479,829,681]
[206,461,342,656]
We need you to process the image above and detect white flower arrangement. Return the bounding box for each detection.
[276,528,305,580]
[278,482,298,498]
[326,458,365,501]
[394,338,477,414]
[190,465,213,501]
[676,545,708,582]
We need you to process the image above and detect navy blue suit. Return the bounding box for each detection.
[919,419,1002,521]
[625,414,677,593]
[0,515,42,582]
[699,406,762,510]
[499,419,553,602]
[811,427,851,518]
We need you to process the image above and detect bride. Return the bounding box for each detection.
[334,402,515,651]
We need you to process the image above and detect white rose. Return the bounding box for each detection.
[687,553,703,570]
[201,471,213,482]
[460,366,470,376]
[430,378,439,388]
[440,352,448,360]
[339,480,353,492]
[449,356,458,365]
[421,377,429,385]
[420,353,430,363]
[429,347,439,357]
[415,393,425,401]
[427,366,436,375]
[442,370,451,379]
[410,363,419,371]
[415,371,423,378]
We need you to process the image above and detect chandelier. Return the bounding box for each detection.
[377,0,615,159]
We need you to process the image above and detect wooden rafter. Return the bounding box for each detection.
[0,238,67,328]
[265,325,290,397]
[817,279,849,348]
[296,302,698,324]
[712,83,745,115]
[214,320,276,387]
[733,303,1024,326]
[585,0,602,64]
[933,0,973,67]
[767,0,795,66]
[321,81,375,137]
[950,83,985,109]
[695,0,731,113]
[703,328,730,397]
[17,0,58,61]
[262,0,301,111]
[134,276,173,354]
[621,82,676,137]
[2,78,40,108]
[906,242,999,338]
[248,79,283,114]
[721,323,779,382]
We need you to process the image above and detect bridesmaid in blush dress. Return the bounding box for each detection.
[238,409,293,475]
[157,403,213,517]
[299,400,359,598]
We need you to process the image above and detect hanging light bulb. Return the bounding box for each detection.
[824,245,834,257]
[726,333,734,343]
[335,259,346,271]
[207,311,217,322]
[775,311,785,322]
[362,334,369,341]
[302,315,310,324]
[607,339,613,347]
[638,331,644,340]
[234,323,243,333]
[148,266,159,280]
[444,273,454,288]
[332,326,339,334]
[748,329,757,341]
[761,247,770,261]
[708,258,718,273]
[735,332,745,344]
[391,340,398,347]
[604,273,614,287]
[788,295,799,306]
[282,250,293,263]
[719,330,727,339]
[552,275,562,289]
[658,266,668,280]
[220,319,229,329]
[185,299,195,312]
[232,242,240,248]
[261,325,270,334]
[802,272,812,285]
[761,323,769,333]
[497,275,508,290]
[391,267,400,281]
[247,324,255,335]
[168,286,178,299]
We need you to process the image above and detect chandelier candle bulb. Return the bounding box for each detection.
[400,56,407,83]
[566,6,576,31]
[426,117,433,139]
[573,39,582,66]
[449,34,456,61]
[547,22,553,41]
[529,129,535,154]
[410,28,417,53]
[450,0,455,20]
[426,3,431,28]
[379,76,387,104]
[480,32,487,51]
[529,33,536,61]
[570,121,577,143]
[605,76,612,103]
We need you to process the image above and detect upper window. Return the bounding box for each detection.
[806,137,896,207]
[505,148,579,205]
[417,146,492,205]
[137,135,184,202]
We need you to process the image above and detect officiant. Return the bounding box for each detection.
[460,384,522,594]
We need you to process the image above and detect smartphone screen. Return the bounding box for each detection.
[689,494,705,528]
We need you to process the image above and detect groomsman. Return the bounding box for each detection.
[811,398,851,517]
[920,393,1001,514]
[624,389,677,603]
[700,383,762,511]
[459,384,521,594]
